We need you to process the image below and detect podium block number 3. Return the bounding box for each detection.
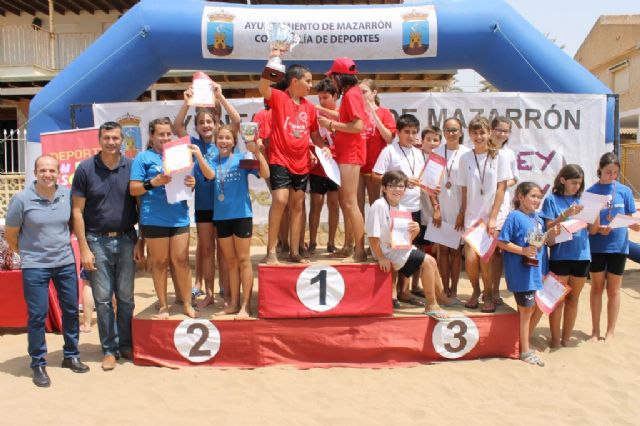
[432,316,479,359]
[174,319,221,363]
[296,265,345,312]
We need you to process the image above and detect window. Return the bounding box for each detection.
[610,60,630,94]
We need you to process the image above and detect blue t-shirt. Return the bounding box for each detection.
[191,135,218,211]
[209,152,258,221]
[588,182,636,254]
[130,149,190,227]
[540,193,591,261]
[499,209,547,293]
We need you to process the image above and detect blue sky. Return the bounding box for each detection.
[423,0,640,90]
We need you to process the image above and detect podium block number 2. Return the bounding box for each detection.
[296,265,345,312]
[174,319,221,363]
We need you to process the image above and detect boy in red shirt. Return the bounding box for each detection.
[259,64,325,264]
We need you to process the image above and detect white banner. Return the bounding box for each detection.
[93,92,608,225]
[201,5,437,60]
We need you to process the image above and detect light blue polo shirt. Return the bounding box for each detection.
[130,149,190,227]
[5,182,75,268]
[540,194,591,261]
[192,135,218,211]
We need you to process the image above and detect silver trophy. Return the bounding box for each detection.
[262,23,301,82]
[239,122,260,170]
[522,229,546,267]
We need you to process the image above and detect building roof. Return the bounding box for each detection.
[574,14,640,69]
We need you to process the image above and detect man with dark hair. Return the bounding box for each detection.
[5,155,90,387]
[71,121,138,371]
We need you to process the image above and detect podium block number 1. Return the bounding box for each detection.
[296,265,345,312]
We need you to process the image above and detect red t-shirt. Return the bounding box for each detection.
[252,108,272,158]
[334,86,369,165]
[362,106,396,173]
[268,88,318,175]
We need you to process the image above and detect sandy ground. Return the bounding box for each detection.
[1,242,640,425]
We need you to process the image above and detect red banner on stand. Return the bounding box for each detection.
[258,263,393,319]
[41,128,100,188]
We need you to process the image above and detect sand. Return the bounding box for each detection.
[2,244,640,426]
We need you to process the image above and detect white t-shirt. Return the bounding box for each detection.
[457,149,513,229]
[365,197,413,270]
[435,144,471,224]
[372,141,425,212]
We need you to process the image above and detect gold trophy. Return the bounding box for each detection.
[239,122,260,170]
[262,23,300,82]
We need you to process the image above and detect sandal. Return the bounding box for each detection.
[289,254,310,264]
[308,242,317,255]
[464,299,479,309]
[191,287,204,299]
[326,243,337,253]
[519,350,545,367]
[392,298,401,309]
[481,303,497,313]
[195,295,214,311]
[398,296,426,307]
[424,310,450,321]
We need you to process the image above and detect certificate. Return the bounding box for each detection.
[424,221,462,249]
[165,169,193,204]
[189,72,216,106]
[314,145,340,186]
[463,221,496,263]
[163,137,193,175]
[555,219,588,243]
[419,153,446,195]
[535,272,570,315]
[390,210,413,250]
[572,192,609,224]
[608,214,640,229]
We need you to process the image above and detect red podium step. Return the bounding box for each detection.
[258,263,393,318]
[131,313,519,368]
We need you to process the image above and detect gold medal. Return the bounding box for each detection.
[445,181,452,189]
[218,193,225,202]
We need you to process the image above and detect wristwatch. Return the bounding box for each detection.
[143,179,154,191]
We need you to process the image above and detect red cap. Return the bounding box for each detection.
[325,57,358,76]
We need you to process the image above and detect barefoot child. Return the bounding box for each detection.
[210,125,269,318]
[458,116,513,313]
[587,152,640,341]
[367,170,454,318]
[498,182,555,366]
[372,114,426,306]
[540,164,596,347]
[259,64,325,264]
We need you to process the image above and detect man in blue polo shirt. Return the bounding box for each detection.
[72,121,138,371]
[5,155,90,387]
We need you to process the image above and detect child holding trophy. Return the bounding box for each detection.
[498,182,558,366]
[210,125,269,318]
[258,23,327,265]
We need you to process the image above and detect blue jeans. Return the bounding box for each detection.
[87,232,136,356]
[22,263,79,368]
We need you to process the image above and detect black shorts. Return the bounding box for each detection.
[269,164,308,191]
[410,211,428,246]
[141,225,190,239]
[549,260,590,278]
[213,217,253,239]
[195,209,214,223]
[514,290,536,307]
[590,253,627,276]
[309,174,338,195]
[398,249,425,278]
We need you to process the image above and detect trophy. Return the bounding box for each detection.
[262,23,301,82]
[239,122,260,170]
[522,229,546,267]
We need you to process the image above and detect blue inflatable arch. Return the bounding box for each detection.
[27,0,613,143]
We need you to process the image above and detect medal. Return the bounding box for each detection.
[445,181,452,189]
[217,154,231,204]
[218,193,225,202]
[292,129,301,138]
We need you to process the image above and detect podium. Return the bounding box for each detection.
[258,264,393,318]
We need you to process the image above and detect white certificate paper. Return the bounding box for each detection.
[390,210,412,249]
[163,137,193,175]
[189,75,215,106]
[572,192,609,224]
[608,214,640,229]
[419,153,446,194]
[424,221,462,249]
[463,222,497,262]
[535,273,570,315]
[165,169,193,204]
[314,145,341,186]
